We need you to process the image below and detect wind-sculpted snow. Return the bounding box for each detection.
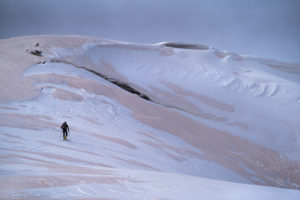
[0,35,300,199]
[160,42,210,50]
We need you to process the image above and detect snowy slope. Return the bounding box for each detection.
[0,35,299,199]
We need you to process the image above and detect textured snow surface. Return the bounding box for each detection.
[0,35,299,199]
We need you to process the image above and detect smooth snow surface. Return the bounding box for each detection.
[0,35,299,199]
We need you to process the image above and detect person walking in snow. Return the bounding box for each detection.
[61,121,69,140]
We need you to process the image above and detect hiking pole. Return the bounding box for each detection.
[68,131,71,141]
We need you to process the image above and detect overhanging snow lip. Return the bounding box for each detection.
[50,59,152,102]
[159,42,210,50]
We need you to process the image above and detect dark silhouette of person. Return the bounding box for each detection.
[61,122,69,140]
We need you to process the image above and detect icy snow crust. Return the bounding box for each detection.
[0,35,300,199]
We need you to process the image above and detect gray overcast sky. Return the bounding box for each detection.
[0,0,299,62]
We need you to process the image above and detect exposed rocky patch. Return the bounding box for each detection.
[30,49,42,57]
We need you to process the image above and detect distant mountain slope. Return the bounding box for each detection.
[0,35,299,199]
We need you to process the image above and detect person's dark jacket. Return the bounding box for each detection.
[61,122,69,132]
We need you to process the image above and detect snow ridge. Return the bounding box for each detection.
[0,35,300,199]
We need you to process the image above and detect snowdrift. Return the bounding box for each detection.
[0,35,299,199]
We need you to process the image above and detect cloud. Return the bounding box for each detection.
[0,0,299,61]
